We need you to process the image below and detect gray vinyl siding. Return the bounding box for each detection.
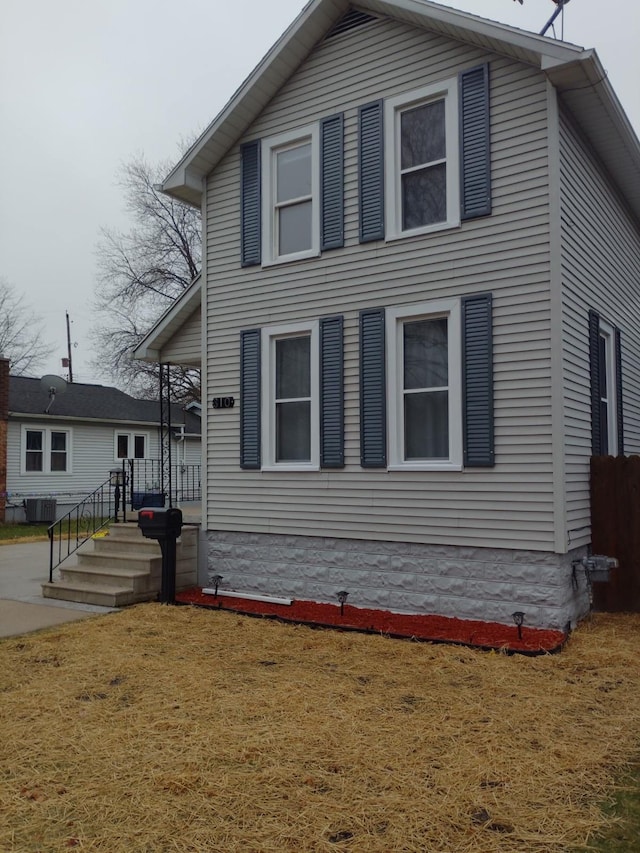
[559,107,640,548]
[159,307,202,366]
[204,18,556,550]
[180,438,202,467]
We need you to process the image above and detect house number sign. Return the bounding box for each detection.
[212,396,235,409]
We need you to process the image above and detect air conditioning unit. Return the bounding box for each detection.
[25,498,57,523]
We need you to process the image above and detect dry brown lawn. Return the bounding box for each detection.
[1,604,639,852]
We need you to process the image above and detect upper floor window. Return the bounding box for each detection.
[262,126,319,265]
[22,427,71,474]
[385,78,460,240]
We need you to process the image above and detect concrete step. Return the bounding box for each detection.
[107,522,146,540]
[93,535,160,556]
[59,563,157,595]
[77,551,162,572]
[42,580,153,607]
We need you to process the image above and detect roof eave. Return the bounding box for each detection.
[159,0,640,223]
[543,51,640,221]
[158,0,587,207]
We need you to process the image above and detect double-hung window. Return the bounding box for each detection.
[50,431,68,471]
[589,310,624,457]
[262,321,319,469]
[262,126,320,265]
[115,432,148,461]
[22,427,71,474]
[387,299,462,469]
[385,79,460,239]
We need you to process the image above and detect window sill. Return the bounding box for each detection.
[387,462,463,472]
[261,248,320,268]
[385,218,461,243]
[21,471,73,476]
[261,464,320,473]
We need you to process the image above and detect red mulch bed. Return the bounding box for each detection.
[175,587,566,654]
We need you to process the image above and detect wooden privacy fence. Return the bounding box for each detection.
[590,455,640,612]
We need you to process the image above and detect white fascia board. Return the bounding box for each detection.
[8,413,184,427]
[160,0,633,217]
[161,0,346,205]
[543,50,640,220]
[546,49,640,152]
[160,0,589,208]
[366,0,585,62]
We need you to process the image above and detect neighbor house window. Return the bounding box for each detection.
[262,321,319,469]
[22,427,72,474]
[385,78,460,239]
[262,126,319,264]
[387,299,462,469]
[25,430,44,472]
[50,431,68,471]
[115,432,148,460]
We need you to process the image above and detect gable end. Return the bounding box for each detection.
[324,8,379,40]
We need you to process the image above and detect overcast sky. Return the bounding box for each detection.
[1,0,638,385]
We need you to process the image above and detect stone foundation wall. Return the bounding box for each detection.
[207,530,591,630]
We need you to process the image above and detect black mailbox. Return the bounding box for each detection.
[138,507,183,541]
[137,507,183,605]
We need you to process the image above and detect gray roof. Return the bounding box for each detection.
[8,376,201,433]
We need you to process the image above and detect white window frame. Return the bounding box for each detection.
[387,298,462,471]
[261,320,319,471]
[384,78,460,241]
[261,125,320,266]
[114,431,150,462]
[20,425,73,475]
[598,318,618,456]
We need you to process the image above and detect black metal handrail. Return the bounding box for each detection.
[127,459,201,507]
[47,459,200,581]
[48,473,124,582]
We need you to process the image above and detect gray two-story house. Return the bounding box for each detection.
[135,0,640,632]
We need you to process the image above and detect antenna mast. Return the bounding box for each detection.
[65,311,74,383]
[540,0,571,38]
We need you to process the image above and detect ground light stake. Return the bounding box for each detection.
[512,611,525,641]
[337,590,349,616]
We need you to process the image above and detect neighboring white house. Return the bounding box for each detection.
[134,0,640,632]
[4,375,201,522]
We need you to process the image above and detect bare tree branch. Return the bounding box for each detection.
[0,279,55,376]
[92,153,201,401]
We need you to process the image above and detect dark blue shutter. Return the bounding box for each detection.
[321,114,344,250]
[358,101,385,243]
[615,327,624,455]
[360,308,386,467]
[589,310,602,455]
[240,140,261,267]
[462,293,494,467]
[459,64,491,220]
[320,315,344,467]
[240,329,261,469]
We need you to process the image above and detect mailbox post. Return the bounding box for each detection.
[138,507,183,604]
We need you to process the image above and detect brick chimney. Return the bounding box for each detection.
[0,356,9,523]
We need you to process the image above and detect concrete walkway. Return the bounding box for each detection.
[0,540,115,639]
